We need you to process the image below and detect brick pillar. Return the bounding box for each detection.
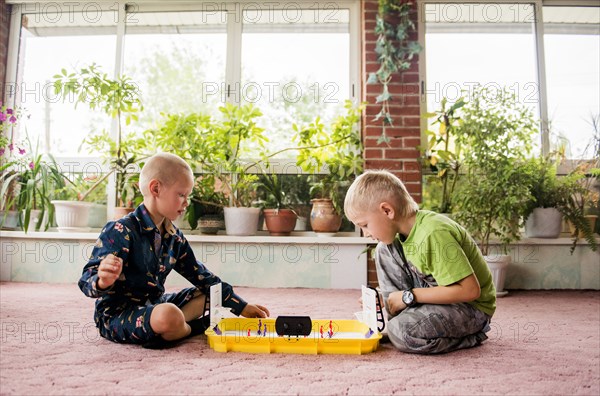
[0,1,10,101]
[362,0,422,202]
[362,1,422,288]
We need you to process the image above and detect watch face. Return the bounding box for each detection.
[403,290,414,305]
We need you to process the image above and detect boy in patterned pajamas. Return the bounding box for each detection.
[344,170,495,354]
[79,153,269,349]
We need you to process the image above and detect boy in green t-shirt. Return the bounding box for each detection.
[344,170,495,354]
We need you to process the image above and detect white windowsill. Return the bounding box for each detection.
[0,230,371,245]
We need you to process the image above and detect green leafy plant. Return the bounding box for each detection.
[295,101,364,214]
[452,86,538,256]
[208,103,268,207]
[256,172,293,210]
[186,175,228,230]
[10,136,65,232]
[367,0,422,144]
[422,97,466,213]
[52,64,145,207]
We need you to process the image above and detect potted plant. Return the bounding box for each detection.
[1,103,22,229]
[452,87,538,295]
[422,97,466,214]
[187,175,228,234]
[205,103,267,236]
[52,64,145,219]
[564,114,600,241]
[256,171,297,236]
[522,155,565,238]
[11,136,65,232]
[295,101,364,235]
[52,173,109,230]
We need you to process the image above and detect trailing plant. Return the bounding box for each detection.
[367,0,422,144]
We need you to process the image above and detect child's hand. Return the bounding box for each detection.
[386,291,406,316]
[241,304,270,318]
[97,254,123,290]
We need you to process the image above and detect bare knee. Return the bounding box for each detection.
[150,303,186,335]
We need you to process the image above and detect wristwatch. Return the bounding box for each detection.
[402,289,416,307]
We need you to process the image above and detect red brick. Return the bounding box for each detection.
[397,171,422,183]
[402,73,420,84]
[365,148,383,159]
[403,137,422,149]
[388,127,420,138]
[403,160,421,172]
[365,159,403,171]
[403,116,422,127]
[365,62,381,74]
[384,148,405,159]
[363,0,379,12]
[405,183,422,195]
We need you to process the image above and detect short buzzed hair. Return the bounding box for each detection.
[139,153,194,197]
[344,170,419,219]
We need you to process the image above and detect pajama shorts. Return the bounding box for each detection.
[95,287,203,344]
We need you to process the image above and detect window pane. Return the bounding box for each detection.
[241,8,350,158]
[543,6,600,159]
[424,3,539,143]
[16,10,117,157]
[123,11,228,132]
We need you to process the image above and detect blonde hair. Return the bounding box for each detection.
[344,170,419,219]
[139,153,194,196]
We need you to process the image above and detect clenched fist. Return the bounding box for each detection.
[97,254,123,290]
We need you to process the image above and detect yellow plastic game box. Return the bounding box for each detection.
[205,318,382,355]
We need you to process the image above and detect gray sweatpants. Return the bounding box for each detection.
[376,243,491,354]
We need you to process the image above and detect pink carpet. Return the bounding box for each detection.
[0,283,598,395]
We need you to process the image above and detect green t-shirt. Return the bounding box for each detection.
[401,210,496,316]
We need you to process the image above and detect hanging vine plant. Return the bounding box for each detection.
[367,0,422,144]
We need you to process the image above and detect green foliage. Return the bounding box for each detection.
[295,101,364,214]
[186,175,228,230]
[422,97,466,213]
[9,136,65,231]
[53,64,145,206]
[81,130,146,206]
[255,172,294,210]
[367,0,421,144]
[54,173,108,204]
[452,86,538,256]
[210,103,268,207]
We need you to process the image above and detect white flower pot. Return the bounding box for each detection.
[21,209,49,232]
[525,207,562,238]
[224,207,261,236]
[51,201,92,231]
[1,210,19,229]
[485,254,511,297]
[88,204,107,228]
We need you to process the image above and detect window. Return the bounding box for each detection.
[6,1,359,164]
[13,5,117,157]
[420,1,600,159]
[123,10,228,130]
[543,5,600,158]
[241,7,350,157]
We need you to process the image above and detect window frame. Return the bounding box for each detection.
[4,0,361,208]
[417,0,600,159]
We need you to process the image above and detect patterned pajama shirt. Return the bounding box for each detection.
[79,204,247,344]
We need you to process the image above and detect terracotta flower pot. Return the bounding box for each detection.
[263,209,297,236]
[310,198,342,236]
[113,207,134,220]
[568,215,598,238]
